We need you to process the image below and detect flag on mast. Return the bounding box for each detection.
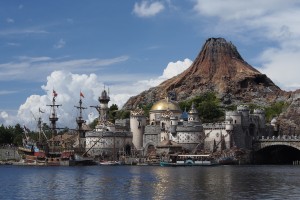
[80,91,84,98]
[53,90,58,97]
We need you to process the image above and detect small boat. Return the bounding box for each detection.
[99,161,122,166]
[160,154,218,167]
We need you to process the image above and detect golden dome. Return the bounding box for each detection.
[151,98,181,112]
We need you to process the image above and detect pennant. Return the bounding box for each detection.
[80,91,84,98]
[53,90,58,97]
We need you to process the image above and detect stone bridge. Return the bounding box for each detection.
[253,135,300,151]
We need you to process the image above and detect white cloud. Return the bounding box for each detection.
[0,28,48,36]
[0,55,129,81]
[0,58,192,129]
[259,48,300,91]
[1,111,8,119]
[193,0,300,91]
[53,38,66,49]
[6,18,15,23]
[0,90,18,95]
[133,1,165,17]
[7,42,20,47]
[161,58,192,79]
[136,58,192,88]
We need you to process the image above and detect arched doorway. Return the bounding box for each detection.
[146,144,155,155]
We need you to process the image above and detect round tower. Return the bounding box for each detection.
[253,109,266,129]
[271,117,279,132]
[130,108,146,150]
[225,115,234,131]
[188,102,200,122]
[170,116,178,136]
[160,109,173,142]
[237,105,250,126]
[226,110,241,125]
[98,88,110,122]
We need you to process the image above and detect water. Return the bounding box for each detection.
[1,165,300,200]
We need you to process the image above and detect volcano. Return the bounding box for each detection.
[123,38,285,109]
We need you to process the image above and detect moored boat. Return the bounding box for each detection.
[160,154,218,167]
[99,161,122,166]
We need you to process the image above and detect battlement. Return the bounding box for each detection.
[237,105,250,112]
[203,123,226,130]
[226,111,240,116]
[253,109,265,114]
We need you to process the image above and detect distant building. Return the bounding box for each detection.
[130,99,274,156]
[85,89,275,159]
[85,89,132,159]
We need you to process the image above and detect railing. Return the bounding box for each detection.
[254,135,300,141]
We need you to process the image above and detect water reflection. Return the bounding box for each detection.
[1,165,300,199]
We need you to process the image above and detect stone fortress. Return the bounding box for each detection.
[84,88,277,160]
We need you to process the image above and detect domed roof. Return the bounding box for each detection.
[151,98,181,112]
[271,117,277,124]
[99,89,110,102]
[225,116,233,122]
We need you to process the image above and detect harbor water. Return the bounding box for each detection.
[1,165,300,200]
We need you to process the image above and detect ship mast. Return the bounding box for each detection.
[47,91,61,138]
[74,96,87,138]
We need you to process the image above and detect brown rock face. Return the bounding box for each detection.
[123,38,284,109]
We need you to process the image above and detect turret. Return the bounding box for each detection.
[170,116,178,136]
[160,109,173,142]
[188,102,200,122]
[98,88,110,122]
[237,105,250,127]
[91,87,110,125]
[226,111,241,125]
[225,116,234,131]
[253,109,266,129]
[271,117,279,132]
[130,108,146,150]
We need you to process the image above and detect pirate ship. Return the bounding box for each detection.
[18,90,96,166]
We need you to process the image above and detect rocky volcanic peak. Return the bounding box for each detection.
[124,37,285,110]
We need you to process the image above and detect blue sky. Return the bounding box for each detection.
[1,0,300,129]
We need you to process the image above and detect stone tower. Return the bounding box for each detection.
[160,109,173,142]
[188,102,200,122]
[130,108,146,150]
[98,88,110,123]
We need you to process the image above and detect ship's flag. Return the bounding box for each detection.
[80,91,84,98]
[53,90,58,97]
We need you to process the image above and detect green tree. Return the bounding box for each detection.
[115,110,130,119]
[265,101,288,121]
[179,92,224,123]
[140,103,153,117]
[108,104,119,123]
